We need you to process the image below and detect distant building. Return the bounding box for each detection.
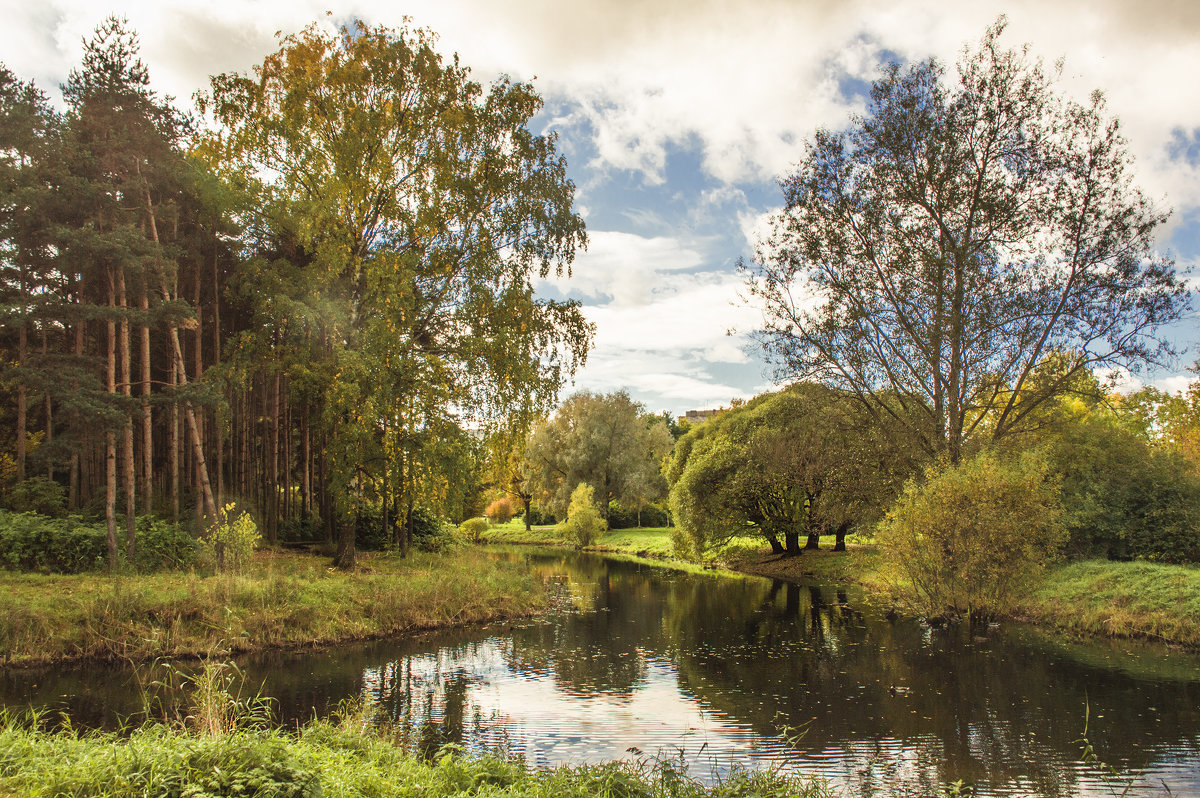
[680,408,722,425]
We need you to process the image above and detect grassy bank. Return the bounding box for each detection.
[0,712,833,798]
[0,547,554,667]
[1016,560,1200,647]
[728,540,1200,648]
[484,523,729,576]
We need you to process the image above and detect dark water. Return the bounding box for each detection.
[4,548,1200,796]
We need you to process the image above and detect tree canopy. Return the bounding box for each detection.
[525,390,673,521]
[667,383,915,557]
[742,18,1190,465]
[200,21,592,566]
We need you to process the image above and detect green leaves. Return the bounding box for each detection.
[204,20,589,552]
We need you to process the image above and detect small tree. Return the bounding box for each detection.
[877,451,1065,620]
[485,497,517,525]
[198,504,261,574]
[562,482,605,548]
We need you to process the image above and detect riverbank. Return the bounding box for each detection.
[485,521,676,556]
[0,547,554,668]
[0,710,834,798]
[489,522,1200,648]
[727,543,1200,649]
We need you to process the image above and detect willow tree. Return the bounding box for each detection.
[667,384,916,557]
[743,19,1190,464]
[201,21,590,567]
[525,391,673,522]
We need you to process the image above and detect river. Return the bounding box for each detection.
[3,548,1199,796]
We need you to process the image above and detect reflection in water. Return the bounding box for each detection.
[3,548,1199,796]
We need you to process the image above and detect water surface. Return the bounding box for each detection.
[4,549,1199,797]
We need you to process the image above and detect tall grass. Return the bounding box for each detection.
[0,548,553,666]
[0,700,836,798]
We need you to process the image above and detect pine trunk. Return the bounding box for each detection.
[193,263,203,519]
[117,267,136,559]
[42,329,52,480]
[170,356,179,523]
[140,286,152,511]
[106,273,118,572]
[15,317,26,483]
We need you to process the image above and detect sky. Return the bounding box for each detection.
[3,0,1199,416]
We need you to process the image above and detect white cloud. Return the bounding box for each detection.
[1151,374,1196,396]
[584,271,759,354]
[543,230,709,308]
[10,1,1200,204]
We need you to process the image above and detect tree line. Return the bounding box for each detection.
[0,18,591,569]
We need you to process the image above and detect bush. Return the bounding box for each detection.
[523,505,556,526]
[132,516,198,571]
[0,510,197,573]
[1041,415,1200,563]
[876,451,1065,620]
[0,510,106,573]
[484,497,516,524]
[561,483,605,548]
[198,505,260,573]
[458,517,489,544]
[4,477,66,517]
[407,508,458,553]
[279,516,322,543]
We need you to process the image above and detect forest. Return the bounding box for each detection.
[0,18,592,571]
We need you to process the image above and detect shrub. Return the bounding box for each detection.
[524,505,556,526]
[484,497,516,524]
[279,516,322,543]
[198,505,261,573]
[458,517,489,544]
[561,483,605,548]
[1040,415,1200,563]
[132,516,198,571]
[4,477,66,517]
[876,451,1065,620]
[407,508,458,553]
[0,510,106,573]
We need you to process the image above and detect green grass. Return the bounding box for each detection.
[1017,559,1200,647]
[0,711,835,798]
[0,547,555,667]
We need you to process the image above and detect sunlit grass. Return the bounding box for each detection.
[483,520,679,555]
[0,709,835,798]
[0,548,554,667]
[1017,560,1200,647]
